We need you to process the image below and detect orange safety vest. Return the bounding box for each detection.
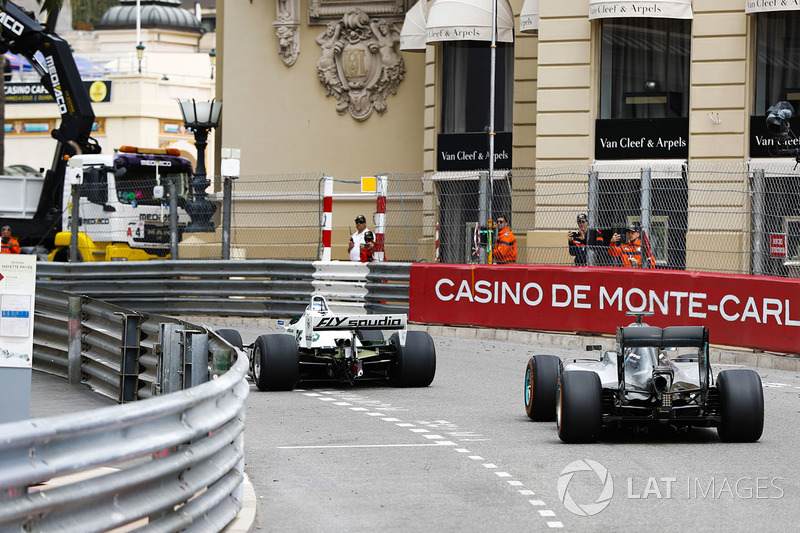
[493,228,517,264]
[608,237,654,268]
[1,236,20,254]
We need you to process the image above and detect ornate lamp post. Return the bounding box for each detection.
[136,42,145,74]
[177,98,222,232]
[209,48,216,80]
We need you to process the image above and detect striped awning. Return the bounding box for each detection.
[746,1,800,14]
[425,0,515,43]
[589,0,693,20]
[400,0,430,51]
[519,0,539,33]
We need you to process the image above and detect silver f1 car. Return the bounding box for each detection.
[217,295,436,391]
[523,316,764,443]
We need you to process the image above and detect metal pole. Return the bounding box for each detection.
[169,179,179,259]
[752,168,765,275]
[479,172,489,265]
[67,295,82,384]
[222,176,233,260]
[641,167,652,269]
[70,184,80,262]
[588,170,599,266]
[487,0,498,224]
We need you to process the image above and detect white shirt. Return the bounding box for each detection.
[350,228,370,261]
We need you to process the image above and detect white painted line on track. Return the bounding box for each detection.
[468,456,484,461]
[318,397,337,401]
[396,423,415,427]
[528,500,545,506]
[409,428,429,433]
[539,510,556,517]
[366,412,384,416]
[547,522,564,528]
[482,463,498,469]
[334,402,352,406]
[381,418,401,422]
[495,472,512,478]
[350,407,369,411]
[517,488,534,494]
[454,449,470,453]
[277,443,459,449]
[303,393,321,397]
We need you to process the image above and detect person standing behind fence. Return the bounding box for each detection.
[609,222,654,268]
[1,225,21,254]
[348,215,370,261]
[568,213,605,265]
[360,231,376,262]
[493,214,517,264]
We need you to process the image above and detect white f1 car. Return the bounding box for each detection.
[217,296,436,391]
[523,316,764,443]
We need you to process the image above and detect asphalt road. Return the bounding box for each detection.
[213,323,800,533]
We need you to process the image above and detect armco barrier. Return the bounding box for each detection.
[36,260,411,316]
[410,264,800,355]
[1,290,249,531]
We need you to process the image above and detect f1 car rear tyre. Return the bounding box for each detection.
[524,355,562,421]
[215,329,243,350]
[388,331,436,387]
[557,371,602,443]
[253,334,299,391]
[716,369,764,442]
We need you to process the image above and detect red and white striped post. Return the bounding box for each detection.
[435,222,440,262]
[321,174,333,261]
[374,174,387,262]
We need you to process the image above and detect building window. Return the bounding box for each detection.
[599,18,690,120]
[754,12,800,116]
[441,41,514,133]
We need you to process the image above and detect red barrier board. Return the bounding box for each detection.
[410,264,800,354]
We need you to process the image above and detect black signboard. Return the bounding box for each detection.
[595,118,689,160]
[437,132,512,171]
[4,80,112,104]
[749,115,800,158]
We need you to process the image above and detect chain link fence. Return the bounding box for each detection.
[68,164,800,277]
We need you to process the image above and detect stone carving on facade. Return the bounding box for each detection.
[274,0,300,66]
[315,10,406,121]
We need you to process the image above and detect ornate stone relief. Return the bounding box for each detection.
[315,10,406,121]
[274,0,300,66]
[308,0,410,24]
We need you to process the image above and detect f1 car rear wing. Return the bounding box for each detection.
[312,315,408,331]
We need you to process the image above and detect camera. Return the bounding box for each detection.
[1,236,8,244]
[569,231,578,239]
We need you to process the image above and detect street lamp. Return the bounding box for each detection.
[136,42,145,74]
[209,48,216,80]
[177,98,222,232]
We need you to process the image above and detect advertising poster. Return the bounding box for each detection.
[0,255,36,368]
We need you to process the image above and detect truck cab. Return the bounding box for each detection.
[52,147,194,261]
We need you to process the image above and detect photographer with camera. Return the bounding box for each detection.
[359,230,376,262]
[609,222,654,268]
[568,214,604,265]
[1,225,20,254]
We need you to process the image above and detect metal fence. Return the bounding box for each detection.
[62,163,800,277]
[36,260,412,317]
[1,289,249,531]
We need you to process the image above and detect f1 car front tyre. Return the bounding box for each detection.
[524,355,562,421]
[253,334,299,391]
[716,369,764,442]
[388,331,436,387]
[215,329,243,350]
[557,370,602,443]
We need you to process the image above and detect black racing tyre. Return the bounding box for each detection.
[557,370,602,443]
[215,329,243,350]
[388,331,436,387]
[524,355,562,421]
[252,334,299,391]
[357,329,384,343]
[717,369,764,442]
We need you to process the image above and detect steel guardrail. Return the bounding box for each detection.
[2,290,249,532]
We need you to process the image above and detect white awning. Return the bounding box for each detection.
[589,0,693,20]
[425,0,515,44]
[519,0,539,33]
[746,2,800,14]
[400,0,430,51]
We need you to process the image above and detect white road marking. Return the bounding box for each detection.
[483,463,498,469]
[764,382,790,388]
[350,407,369,411]
[381,418,401,422]
[454,449,471,453]
[318,397,336,402]
[547,522,564,528]
[528,500,545,506]
[396,423,415,427]
[410,428,429,433]
[539,510,556,517]
[303,393,321,397]
[468,456,484,461]
[334,402,352,406]
[518,488,534,494]
[495,472,512,478]
[366,412,384,416]
[277,443,458,449]
[423,434,445,439]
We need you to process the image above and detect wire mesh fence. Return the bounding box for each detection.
[65,164,800,277]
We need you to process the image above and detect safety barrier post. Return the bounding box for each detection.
[435,222,440,262]
[184,330,209,388]
[641,167,652,269]
[321,174,333,261]
[119,313,142,403]
[67,295,83,385]
[168,179,179,259]
[70,183,80,263]
[375,174,387,262]
[752,168,765,275]
[479,172,489,264]
[221,148,241,260]
[588,170,598,266]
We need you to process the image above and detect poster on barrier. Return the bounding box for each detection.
[0,255,36,368]
[410,264,800,354]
